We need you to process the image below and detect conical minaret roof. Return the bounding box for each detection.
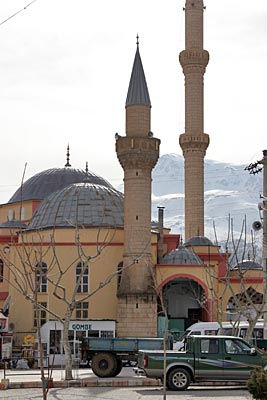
[125,38,151,107]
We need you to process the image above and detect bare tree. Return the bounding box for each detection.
[1,220,147,390]
[149,262,169,400]
[206,215,266,343]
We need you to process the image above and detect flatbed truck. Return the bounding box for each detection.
[82,336,172,377]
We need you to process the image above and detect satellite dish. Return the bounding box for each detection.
[252,221,262,231]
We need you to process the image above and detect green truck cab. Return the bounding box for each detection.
[138,335,267,391]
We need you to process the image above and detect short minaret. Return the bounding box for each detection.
[179,0,210,240]
[116,39,160,337]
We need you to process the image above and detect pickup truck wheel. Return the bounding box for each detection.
[91,353,117,378]
[167,368,191,391]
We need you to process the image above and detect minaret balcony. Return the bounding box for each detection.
[179,49,209,70]
[116,136,160,169]
[179,132,209,152]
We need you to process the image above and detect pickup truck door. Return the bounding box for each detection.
[195,338,223,379]
[223,338,263,380]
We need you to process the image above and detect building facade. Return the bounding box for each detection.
[0,1,264,363]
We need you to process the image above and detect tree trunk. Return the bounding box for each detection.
[34,301,47,400]
[63,308,73,380]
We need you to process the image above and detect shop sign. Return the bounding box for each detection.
[71,323,92,331]
[23,334,35,343]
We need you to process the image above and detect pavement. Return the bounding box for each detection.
[0,367,248,392]
[0,367,160,390]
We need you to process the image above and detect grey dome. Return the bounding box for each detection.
[8,168,112,204]
[184,236,214,247]
[161,246,203,265]
[0,219,27,229]
[27,182,124,230]
[233,260,262,270]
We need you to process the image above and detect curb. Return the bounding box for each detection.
[6,378,161,390]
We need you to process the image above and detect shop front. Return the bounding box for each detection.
[0,312,12,363]
[39,320,116,367]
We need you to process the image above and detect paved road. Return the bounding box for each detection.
[0,386,253,400]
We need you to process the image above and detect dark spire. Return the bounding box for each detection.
[85,161,88,173]
[125,37,151,107]
[65,144,71,167]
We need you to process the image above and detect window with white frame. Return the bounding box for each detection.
[76,262,89,293]
[75,302,88,319]
[34,302,47,327]
[35,262,48,293]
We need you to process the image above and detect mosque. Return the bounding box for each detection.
[0,0,264,363]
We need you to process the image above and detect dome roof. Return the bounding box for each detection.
[0,219,27,229]
[27,182,124,231]
[233,260,262,270]
[161,246,203,265]
[184,236,214,247]
[8,168,112,204]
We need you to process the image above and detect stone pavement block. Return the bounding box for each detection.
[53,380,67,387]
[81,380,98,387]
[112,380,128,387]
[67,380,81,387]
[20,381,41,388]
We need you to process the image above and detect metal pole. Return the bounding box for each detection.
[260,150,267,338]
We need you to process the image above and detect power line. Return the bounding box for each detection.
[0,0,38,27]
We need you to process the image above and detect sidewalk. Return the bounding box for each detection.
[0,368,160,389]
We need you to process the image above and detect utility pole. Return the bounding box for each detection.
[260,150,267,269]
[245,150,267,338]
[260,151,267,339]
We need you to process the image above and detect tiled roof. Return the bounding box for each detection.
[8,168,112,204]
[0,219,26,229]
[161,246,203,265]
[27,182,124,230]
[184,236,214,247]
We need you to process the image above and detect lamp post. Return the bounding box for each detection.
[260,151,267,339]
[245,150,267,338]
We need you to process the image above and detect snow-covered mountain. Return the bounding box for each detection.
[151,153,263,244]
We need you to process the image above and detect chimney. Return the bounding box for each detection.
[157,206,165,264]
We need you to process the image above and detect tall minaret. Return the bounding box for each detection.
[179,0,210,240]
[116,38,160,337]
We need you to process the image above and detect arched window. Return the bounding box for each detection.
[35,262,48,293]
[20,207,25,220]
[76,262,89,293]
[7,210,13,220]
[0,259,3,283]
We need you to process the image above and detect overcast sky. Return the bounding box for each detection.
[0,0,267,204]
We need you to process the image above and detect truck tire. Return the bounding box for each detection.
[91,353,117,378]
[167,368,191,391]
[111,358,123,377]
